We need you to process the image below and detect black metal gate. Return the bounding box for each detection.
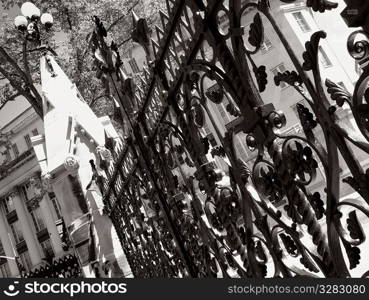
[90,0,369,277]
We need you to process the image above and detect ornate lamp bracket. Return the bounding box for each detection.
[64,155,80,175]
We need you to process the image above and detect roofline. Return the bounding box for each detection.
[0,105,36,131]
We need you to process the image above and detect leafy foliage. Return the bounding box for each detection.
[0,0,165,119]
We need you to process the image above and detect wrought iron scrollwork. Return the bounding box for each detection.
[22,254,82,278]
[89,0,369,278]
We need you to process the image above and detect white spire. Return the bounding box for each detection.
[39,54,106,174]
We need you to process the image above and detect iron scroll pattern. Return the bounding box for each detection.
[22,254,82,278]
[90,0,369,277]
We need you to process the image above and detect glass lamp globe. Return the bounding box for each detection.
[21,2,41,19]
[40,13,53,29]
[14,15,28,31]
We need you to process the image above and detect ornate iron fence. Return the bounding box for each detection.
[22,254,82,278]
[90,0,369,277]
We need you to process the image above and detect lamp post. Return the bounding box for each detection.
[14,2,54,45]
[0,2,54,117]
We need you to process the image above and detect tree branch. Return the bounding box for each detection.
[0,46,29,83]
[0,65,26,95]
[105,0,140,33]
[89,93,112,108]
[65,8,73,31]
[117,37,132,48]
[0,50,43,117]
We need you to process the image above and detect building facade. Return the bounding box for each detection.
[0,108,82,277]
[0,55,131,278]
[0,107,55,277]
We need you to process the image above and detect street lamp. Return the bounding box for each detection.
[14,2,53,43]
[21,2,40,19]
[40,13,54,29]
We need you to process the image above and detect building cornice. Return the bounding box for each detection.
[0,106,37,133]
[0,157,40,197]
[0,149,35,181]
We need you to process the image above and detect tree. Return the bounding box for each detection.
[0,0,165,120]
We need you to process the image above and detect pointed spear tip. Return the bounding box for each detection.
[132,10,139,25]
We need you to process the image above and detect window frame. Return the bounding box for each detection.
[18,251,32,272]
[11,143,19,158]
[128,58,140,73]
[30,207,46,232]
[292,11,311,33]
[3,195,15,214]
[24,134,32,149]
[260,36,273,54]
[40,239,54,259]
[0,262,11,278]
[4,149,11,162]
[50,193,62,220]
[10,221,24,244]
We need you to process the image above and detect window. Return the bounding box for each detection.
[19,251,32,272]
[217,103,231,123]
[128,58,140,73]
[11,143,19,157]
[3,195,15,214]
[21,182,36,202]
[216,101,237,124]
[292,11,311,33]
[30,208,46,232]
[50,193,62,220]
[31,128,39,136]
[40,239,54,259]
[260,36,273,53]
[10,221,24,244]
[24,134,32,149]
[271,63,287,88]
[4,149,11,162]
[0,263,10,278]
[318,46,332,68]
